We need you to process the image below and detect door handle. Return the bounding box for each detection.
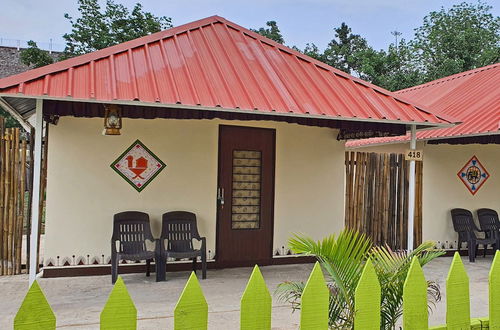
[218,187,225,208]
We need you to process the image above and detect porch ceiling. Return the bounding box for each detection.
[0,16,454,134]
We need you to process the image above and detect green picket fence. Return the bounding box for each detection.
[13,252,500,329]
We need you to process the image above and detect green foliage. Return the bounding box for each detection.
[240,265,271,330]
[251,21,285,44]
[295,23,423,91]
[276,229,444,329]
[358,40,425,91]
[62,0,172,58]
[0,109,22,128]
[100,276,136,330]
[293,2,499,91]
[412,1,500,81]
[14,280,56,330]
[323,22,371,75]
[19,40,54,68]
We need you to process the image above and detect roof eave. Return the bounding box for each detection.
[346,130,500,148]
[0,93,454,129]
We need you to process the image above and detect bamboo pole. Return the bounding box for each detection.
[15,140,26,274]
[0,118,4,275]
[402,159,409,249]
[11,128,19,274]
[345,152,352,229]
[363,153,372,235]
[366,153,375,239]
[374,154,379,245]
[348,152,354,227]
[3,130,11,275]
[397,154,404,250]
[381,154,388,245]
[7,129,17,275]
[358,153,367,233]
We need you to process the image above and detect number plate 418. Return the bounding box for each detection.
[405,149,423,161]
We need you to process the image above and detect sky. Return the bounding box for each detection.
[1,0,499,52]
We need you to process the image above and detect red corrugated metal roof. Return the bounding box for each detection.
[346,63,500,147]
[0,16,451,127]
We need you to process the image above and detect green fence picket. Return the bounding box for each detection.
[446,252,470,329]
[354,258,380,330]
[100,276,136,330]
[300,261,329,329]
[403,257,428,329]
[14,280,56,330]
[490,250,500,329]
[174,271,208,330]
[240,265,271,330]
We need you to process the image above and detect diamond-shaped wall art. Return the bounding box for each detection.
[457,155,489,195]
[111,140,166,192]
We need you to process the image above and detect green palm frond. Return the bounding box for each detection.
[288,230,373,328]
[280,230,444,329]
[275,281,305,312]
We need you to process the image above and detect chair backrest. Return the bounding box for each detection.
[451,208,477,239]
[161,211,201,252]
[477,208,500,232]
[113,211,153,254]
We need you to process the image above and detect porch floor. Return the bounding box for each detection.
[0,256,492,329]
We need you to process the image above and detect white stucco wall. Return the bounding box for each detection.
[43,117,345,266]
[352,142,500,248]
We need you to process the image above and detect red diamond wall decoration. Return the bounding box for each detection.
[457,155,490,195]
[111,140,166,192]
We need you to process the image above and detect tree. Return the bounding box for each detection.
[300,43,325,62]
[358,40,424,91]
[412,1,500,81]
[62,0,172,58]
[0,107,22,128]
[322,23,372,76]
[251,21,285,44]
[19,41,54,68]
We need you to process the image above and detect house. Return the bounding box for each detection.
[0,16,452,280]
[347,63,500,249]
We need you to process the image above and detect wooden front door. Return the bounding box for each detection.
[216,125,275,267]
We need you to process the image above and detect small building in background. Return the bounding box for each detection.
[347,63,500,250]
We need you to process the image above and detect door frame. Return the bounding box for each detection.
[215,125,276,268]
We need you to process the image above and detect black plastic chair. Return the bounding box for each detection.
[451,208,497,262]
[111,211,163,283]
[478,208,500,256]
[158,211,207,281]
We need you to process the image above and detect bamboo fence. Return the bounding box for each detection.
[0,118,29,275]
[345,151,423,249]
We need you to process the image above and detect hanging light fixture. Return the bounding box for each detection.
[103,104,122,135]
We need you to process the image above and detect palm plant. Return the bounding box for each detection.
[275,230,444,329]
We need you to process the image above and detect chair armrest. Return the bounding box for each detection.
[156,238,169,257]
[197,237,206,250]
[111,239,120,254]
[193,236,206,243]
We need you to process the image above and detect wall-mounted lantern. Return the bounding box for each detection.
[103,104,122,135]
